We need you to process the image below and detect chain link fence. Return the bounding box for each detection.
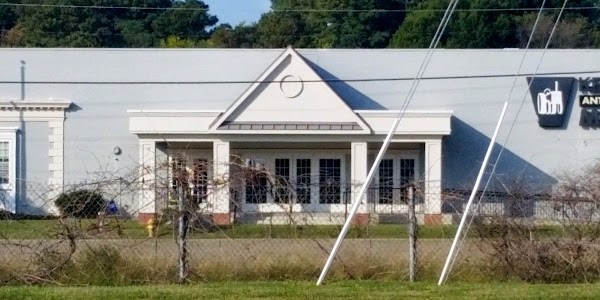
[1,158,600,284]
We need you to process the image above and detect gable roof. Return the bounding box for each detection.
[210,47,371,133]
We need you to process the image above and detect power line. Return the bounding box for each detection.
[0,2,598,13]
[0,69,597,85]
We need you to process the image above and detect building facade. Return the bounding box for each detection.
[0,47,598,224]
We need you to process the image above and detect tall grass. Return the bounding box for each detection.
[0,244,490,285]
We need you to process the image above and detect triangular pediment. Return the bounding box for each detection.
[211,47,371,133]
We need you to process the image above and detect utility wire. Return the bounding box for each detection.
[468,0,573,245]
[442,0,550,284]
[438,0,570,286]
[317,0,461,286]
[0,69,597,85]
[0,2,598,13]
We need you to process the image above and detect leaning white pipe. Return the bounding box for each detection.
[437,101,509,285]
[438,0,568,285]
[316,117,400,286]
[316,0,460,285]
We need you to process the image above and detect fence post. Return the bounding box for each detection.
[178,185,188,283]
[408,185,417,282]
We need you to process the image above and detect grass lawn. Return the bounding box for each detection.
[0,219,461,239]
[1,281,600,299]
[0,219,571,240]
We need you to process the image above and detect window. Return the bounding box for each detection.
[0,142,9,185]
[319,159,341,204]
[245,159,268,204]
[296,159,311,204]
[400,159,416,201]
[171,157,187,192]
[190,159,208,204]
[0,128,17,214]
[169,156,209,204]
[274,158,291,203]
[378,159,394,204]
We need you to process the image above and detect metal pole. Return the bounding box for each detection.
[20,61,25,101]
[437,102,509,286]
[178,185,188,283]
[317,118,400,286]
[408,185,417,282]
[437,0,567,285]
[316,0,460,286]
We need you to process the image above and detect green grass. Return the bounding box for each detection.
[1,281,600,299]
[0,219,460,239]
[0,219,577,240]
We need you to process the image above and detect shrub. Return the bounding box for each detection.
[55,189,106,219]
[475,160,600,283]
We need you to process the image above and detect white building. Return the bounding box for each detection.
[0,47,598,225]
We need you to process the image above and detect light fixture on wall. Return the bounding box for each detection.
[112,146,122,156]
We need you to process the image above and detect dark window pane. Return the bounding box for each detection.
[296,159,311,204]
[275,158,291,203]
[245,159,268,204]
[378,159,394,204]
[319,159,341,204]
[400,159,416,202]
[191,159,208,204]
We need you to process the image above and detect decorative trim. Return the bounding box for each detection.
[218,122,362,131]
[279,75,304,98]
[0,100,73,207]
[209,47,372,134]
[0,100,71,111]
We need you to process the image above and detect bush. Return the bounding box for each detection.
[475,160,600,283]
[55,189,106,219]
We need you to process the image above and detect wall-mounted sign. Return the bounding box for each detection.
[527,77,575,128]
[578,77,600,127]
[580,95,600,107]
[579,77,600,94]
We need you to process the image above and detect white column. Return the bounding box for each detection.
[138,140,156,214]
[47,119,65,215]
[424,140,443,214]
[212,140,230,215]
[351,142,368,214]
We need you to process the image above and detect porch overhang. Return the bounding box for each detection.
[128,109,453,137]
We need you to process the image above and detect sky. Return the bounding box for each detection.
[203,0,272,26]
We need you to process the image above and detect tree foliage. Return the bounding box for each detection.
[390,0,600,49]
[1,0,599,48]
[1,0,217,47]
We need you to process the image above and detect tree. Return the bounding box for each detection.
[209,23,257,48]
[0,0,17,33]
[8,0,216,47]
[255,11,311,48]
[389,0,447,48]
[390,0,600,49]
[517,14,600,48]
[302,0,406,48]
[116,20,155,48]
[253,0,406,48]
[160,35,213,48]
[151,0,217,41]
[444,0,520,48]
